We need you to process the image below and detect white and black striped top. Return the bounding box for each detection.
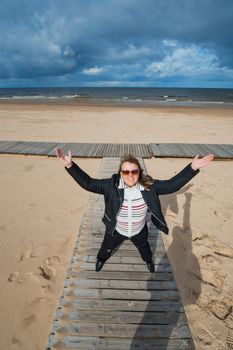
[116,178,148,238]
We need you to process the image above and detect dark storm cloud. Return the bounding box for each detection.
[0,0,233,87]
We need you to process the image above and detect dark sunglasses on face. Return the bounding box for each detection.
[121,169,139,175]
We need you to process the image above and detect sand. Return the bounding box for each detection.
[0,103,233,350]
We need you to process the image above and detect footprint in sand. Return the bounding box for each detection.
[24,164,34,172]
[200,254,221,270]
[224,300,233,332]
[21,313,37,329]
[211,243,233,259]
[225,311,233,331]
[8,271,41,284]
[226,329,233,349]
[8,271,20,282]
[12,336,21,345]
[202,269,226,289]
[209,300,231,320]
[19,241,34,261]
[194,323,214,346]
[39,256,61,280]
[193,233,233,259]
[200,253,220,263]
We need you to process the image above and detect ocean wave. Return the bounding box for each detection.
[165,98,177,102]
[0,94,88,100]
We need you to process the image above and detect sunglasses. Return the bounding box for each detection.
[121,169,139,175]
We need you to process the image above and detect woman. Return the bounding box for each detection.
[56,148,214,272]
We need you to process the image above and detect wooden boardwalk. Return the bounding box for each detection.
[0,141,151,158]
[149,143,233,158]
[0,140,233,158]
[46,158,195,350]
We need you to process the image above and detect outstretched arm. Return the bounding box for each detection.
[154,153,214,195]
[55,148,108,194]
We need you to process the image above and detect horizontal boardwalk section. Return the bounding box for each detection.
[0,141,151,158]
[149,142,233,158]
[46,158,195,350]
[0,140,233,158]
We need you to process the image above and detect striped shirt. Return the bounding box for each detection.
[116,178,148,238]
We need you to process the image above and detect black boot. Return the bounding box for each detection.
[95,259,105,272]
[146,259,155,273]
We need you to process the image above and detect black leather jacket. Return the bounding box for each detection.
[66,162,199,235]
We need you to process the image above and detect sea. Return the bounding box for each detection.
[0,87,233,107]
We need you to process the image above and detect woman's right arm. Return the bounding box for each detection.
[56,148,108,194]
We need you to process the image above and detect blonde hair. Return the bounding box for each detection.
[118,155,154,190]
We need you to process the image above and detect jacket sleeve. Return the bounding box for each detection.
[65,162,109,194]
[153,163,199,195]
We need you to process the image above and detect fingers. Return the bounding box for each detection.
[55,148,72,159]
[201,154,214,167]
[196,153,214,162]
[207,153,214,160]
[195,154,214,159]
[55,148,61,157]
[204,153,214,162]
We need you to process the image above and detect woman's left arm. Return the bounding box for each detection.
[154,154,214,195]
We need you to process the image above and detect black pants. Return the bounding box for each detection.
[97,224,153,263]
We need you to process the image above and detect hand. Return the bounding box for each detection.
[55,148,73,168]
[191,154,214,170]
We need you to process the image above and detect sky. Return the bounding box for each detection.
[1,0,233,88]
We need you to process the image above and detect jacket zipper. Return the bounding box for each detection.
[111,188,123,236]
[142,192,169,229]
[104,213,111,221]
[147,207,169,228]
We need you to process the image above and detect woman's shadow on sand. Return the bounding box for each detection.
[130,184,201,350]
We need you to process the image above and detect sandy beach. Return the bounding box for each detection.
[0,102,233,350]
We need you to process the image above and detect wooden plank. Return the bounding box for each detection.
[79,262,172,272]
[0,140,26,153]
[55,309,188,325]
[216,144,233,157]
[12,141,39,154]
[12,141,58,155]
[47,336,194,350]
[69,260,171,273]
[222,144,233,155]
[66,279,177,290]
[59,299,183,312]
[69,288,179,300]
[0,140,22,152]
[96,143,106,157]
[52,322,192,338]
[177,143,195,157]
[70,270,174,281]
[182,143,199,157]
